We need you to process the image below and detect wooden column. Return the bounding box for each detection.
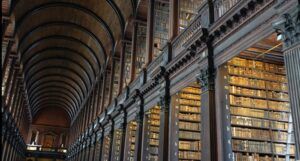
[98,127,104,161]
[169,0,179,40]
[3,58,14,99]
[158,68,171,161]
[109,59,116,104]
[2,50,12,80]
[75,146,80,161]
[6,127,15,161]
[90,133,97,161]
[85,105,89,130]
[134,93,144,161]
[107,119,114,161]
[16,99,25,127]
[79,141,84,161]
[198,40,218,161]
[100,70,107,113]
[118,42,126,94]
[131,22,138,81]
[146,0,155,64]
[91,90,95,122]
[93,84,99,120]
[83,141,88,161]
[119,109,127,161]
[88,98,93,125]
[1,112,9,161]
[11,83,20,118]
[86,137,92,161]
[284,47,300,158]
[4,69,18,108]
[97,76,103,116]
[274,6,300,158]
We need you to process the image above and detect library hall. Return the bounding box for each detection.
[1,0,299,161]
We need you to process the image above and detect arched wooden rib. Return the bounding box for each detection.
[15,2,115,52]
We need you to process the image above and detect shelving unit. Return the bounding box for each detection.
[144,106,161,161]
[179,0,204,32]
[153,1,169,58]
[101,135,111,161]
[174,85,202,161]
[225,57,295,161]
[112,129,122,161]
[126,121,137,161]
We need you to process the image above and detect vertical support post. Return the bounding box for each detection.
[86,138,91,161]
[108,119,114,161]
[109,59,116,104]
[91,133,97,161]
[273,6,300,158]
[131,22,138,81]
[93,84,98,120]
[169,0,179,41]
[98,127,104,161]
[198,35,218,161]
[97,76,103,116]
[5,69,19,108]
[79,141,84,161]
[100,70,107,113]
[158,68,170,161]
[208,0,215,25]
[118,42,126,94]
[3,58,15,103]
[119,109,127,161]
[146,0,155,65]
[134,92,144,161]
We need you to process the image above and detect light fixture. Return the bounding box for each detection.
[277,33,283,41]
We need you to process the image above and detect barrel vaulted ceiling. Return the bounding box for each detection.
[3,0,134,121]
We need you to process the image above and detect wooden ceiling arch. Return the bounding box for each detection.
[5,0,134,121]
[31,101,73,117]
[30,93,77,113]
[29,83,82,105]
[26,66,90,94]
[31,97,75,115]
[18,22,106,61]
[27,77,84,102]
[29,87,81,108]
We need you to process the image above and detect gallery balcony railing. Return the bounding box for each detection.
[214,0,242,20]
[27,145,67,153]
[26,145,67,159]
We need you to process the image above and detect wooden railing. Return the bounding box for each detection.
[172,13,203,57]
[27,145,67,153]
[146,47,168,80]
[214,0,242,20]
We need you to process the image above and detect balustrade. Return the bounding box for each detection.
[214,0,242,19]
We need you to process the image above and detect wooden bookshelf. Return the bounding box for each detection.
[225,57,295,161]
[144,106,161,161]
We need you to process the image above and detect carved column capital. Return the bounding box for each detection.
[197,68,215,91]
[273,4,300,49]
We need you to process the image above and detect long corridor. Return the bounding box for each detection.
[2,0,300,161]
